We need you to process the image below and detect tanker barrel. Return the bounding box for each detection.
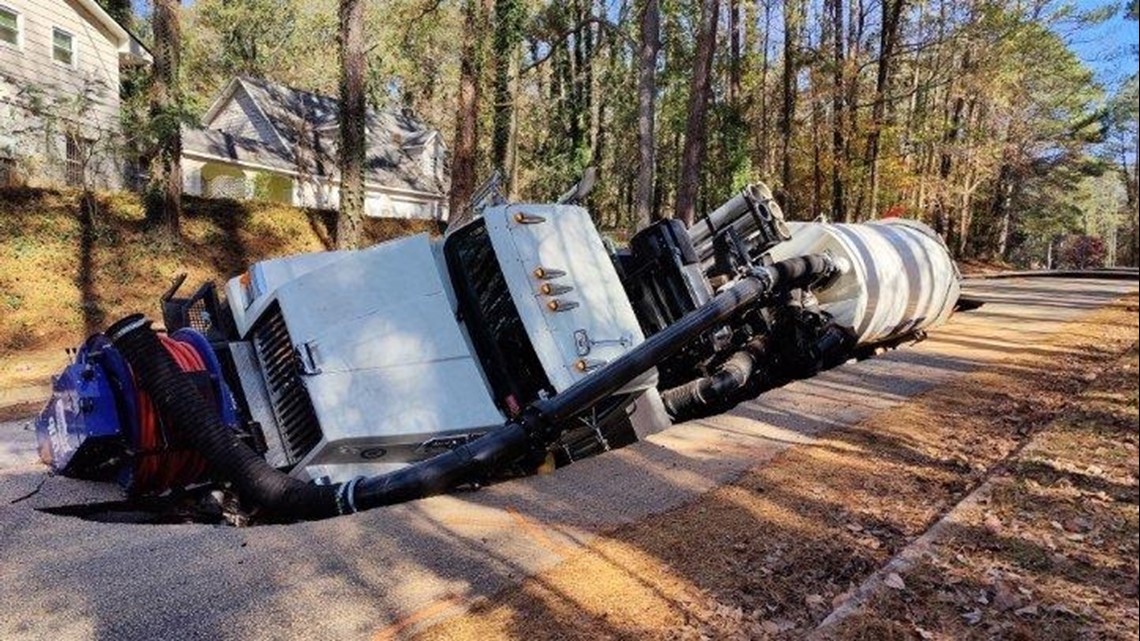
[768,219,961,346]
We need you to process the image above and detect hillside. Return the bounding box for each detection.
[0,187,441,393]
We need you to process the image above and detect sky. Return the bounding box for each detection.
[1066,0,1139,92]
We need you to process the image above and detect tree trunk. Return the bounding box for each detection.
[449,0,487,219]
[844,0,865,219]
[729,0,743,103]
[1122,148,1139,266]
[956,96,978,256]
[335,0,366,249]
[755,0,772,178]
[861,0,905,221]
[146,0,182,236]
[507,82,520,198]
[935,93,964,242]
[811,83,823,220]
[492,0,522,173]
[634,0,661,230]
[992,163,1014,259]
[569,1,586,153]
[828,0,846,222]
[997,203,1011,259]
[900,49,921,181]
[958,181,973,256]
[780,0,801,212]
[675,0,721,227]
[590,1,605,168]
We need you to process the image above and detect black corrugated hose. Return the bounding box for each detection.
[660,351,755,421]
[106,314,344,519]
[107,253,837,520]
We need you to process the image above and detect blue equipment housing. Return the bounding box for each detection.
[35,329,240,492]
[35,334,137,483]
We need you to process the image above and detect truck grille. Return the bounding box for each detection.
[444,220,552,409]
[252,303,321,464]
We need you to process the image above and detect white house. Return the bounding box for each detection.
[181,77,449,220]
[0,0,149,188]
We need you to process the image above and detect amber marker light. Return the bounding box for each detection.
[533,267,567,280]
[546,299,579,312]
[514,212,546,224]
[540,283,572,296]
[574,358,605,372]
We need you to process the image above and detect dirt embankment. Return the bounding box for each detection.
[0,187,440,395]
[407,294,1138,641]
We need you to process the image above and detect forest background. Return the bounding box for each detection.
[105,0,1139,267]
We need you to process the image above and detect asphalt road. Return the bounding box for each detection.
[0,276,1135,640]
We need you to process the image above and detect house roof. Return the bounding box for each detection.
[188,77,446,197]
[72,0,151,64]
[181,126,297,174]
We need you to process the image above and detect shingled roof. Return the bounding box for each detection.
[183,77,446,196]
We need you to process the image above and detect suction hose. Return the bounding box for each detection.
[108,253,839,520]
[660,350,755,421]
[107,315,344,519]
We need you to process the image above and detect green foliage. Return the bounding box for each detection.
[157,0,1134,263]
[181,0,338,114]
[95,0,132,27]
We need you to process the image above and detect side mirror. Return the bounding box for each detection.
[557,167,597,205]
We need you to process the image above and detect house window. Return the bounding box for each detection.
[65,135,88,186]
[52,27,74,66]
[0,6,20,47]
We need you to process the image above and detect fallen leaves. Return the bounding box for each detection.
[962,608,984,625]
[991,579,1021,612]
[884,573,906,591]
[1013,604,1039,617]
[759,618,795,635]
[817,338,1138,641]
[983,513,1003,535]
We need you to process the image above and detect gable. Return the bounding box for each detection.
[204,85,283,150]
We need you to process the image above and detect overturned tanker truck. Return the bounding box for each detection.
[36,179,960,521]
